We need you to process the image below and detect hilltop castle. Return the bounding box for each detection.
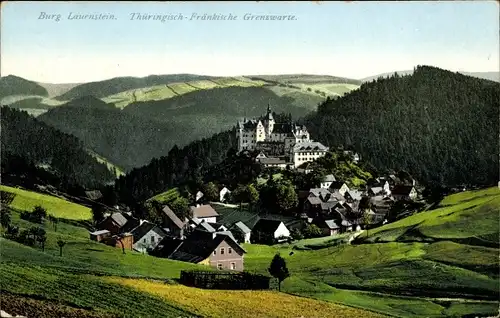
[236,105,329,168]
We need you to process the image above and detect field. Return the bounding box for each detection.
[0,185,91,220]
[101,77,267,109]
[107,277,384,318]
[1,186,499,317]
[361,187,500,245]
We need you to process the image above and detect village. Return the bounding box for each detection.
[88,107,421,272]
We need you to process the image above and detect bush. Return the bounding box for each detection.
[290,228,304,240]
[303,224,323,238]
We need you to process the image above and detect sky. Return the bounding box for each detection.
[1,1,499,83]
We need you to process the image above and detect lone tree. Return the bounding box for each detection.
[91,203,105,225]
[32,205,47,223]
[1,209,11,229]
[268,253,290,292]
[57,239,66,257]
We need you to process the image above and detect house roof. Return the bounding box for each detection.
[369,187,383,195]
[131,221,166,242]
[307,196,323,205]
[232,221,251,234]
[208,222,226,230]
[329,182,348,190]
[168,233,246,263]
[191,205,219,218]
[162,205,185,229]
[293,142,328,153]
[392,185,415,195]
[252,219,285,233]
[110,213,128,227]
[85,190,103,201]
[322,174,336,182]
[197,221,216,233]
[321,201,337,211]
[345,190,363,201]
[90,229,110,236]
[259,157,287,165]
[329,191,346,202]
[325,220,340,229]
[309,188,330,197]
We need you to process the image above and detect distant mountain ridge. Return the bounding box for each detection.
[0,75,48,98]
[305,65,499,186]
[55,74,218,100]
[361,70,500,83]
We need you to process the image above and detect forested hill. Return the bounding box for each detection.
[303,65,499,186]
[0,75,48,97]
[115,129,238,205]
[1,107,115,188]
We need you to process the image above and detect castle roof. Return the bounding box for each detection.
[293,142,328,153]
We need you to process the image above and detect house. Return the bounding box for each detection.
[251,219,290,244]
[131,221,167,253]
[309,188,331,199]
[230,221,252,243]
[315,219,340,236]
[103,233,134,251]
[208,222,228,232]
[258,157,289,169]
[89,229,111,242]
[344,190,363,203]
[291,142,329,168]
[96,212,129,235]
[329,182,350,196]
[320,174,336,189]
[303,196,323,217]
[367,187,384,196]
[161,205,187,238]
[391,185,418,201]
[195,220,216,233]
[153,232,246,271]
[219,187,231,203]
[190,204,219,223]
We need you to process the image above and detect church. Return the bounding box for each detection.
[236,105,329,168]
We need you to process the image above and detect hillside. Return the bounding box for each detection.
[39,87,313,170]
[0,191,382,318]
[0,75,48,98]
[1,187,498,317]
[304,65,499,187]
[55,74,217,100]
[361,69,500,83]
[0,107,116,188]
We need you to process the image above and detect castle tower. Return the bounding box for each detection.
[265,102,275,136]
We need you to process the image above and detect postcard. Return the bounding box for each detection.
[1,1,499,318]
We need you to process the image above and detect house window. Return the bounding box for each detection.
[213,250,216,255]
[217,263,223,270]
[151,236,155,243]
[220,247,225,255]
[230,262,236,270]
[228,247,232,254]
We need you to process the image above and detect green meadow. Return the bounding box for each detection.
[0,186,498,317]
[1,185,91,220]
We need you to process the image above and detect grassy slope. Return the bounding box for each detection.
[241,187,500,317]
[2,187,498,318]
[361,187,500,245]
[0,189,382,318]
[101,77,268,109]
[1,185,91,220]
